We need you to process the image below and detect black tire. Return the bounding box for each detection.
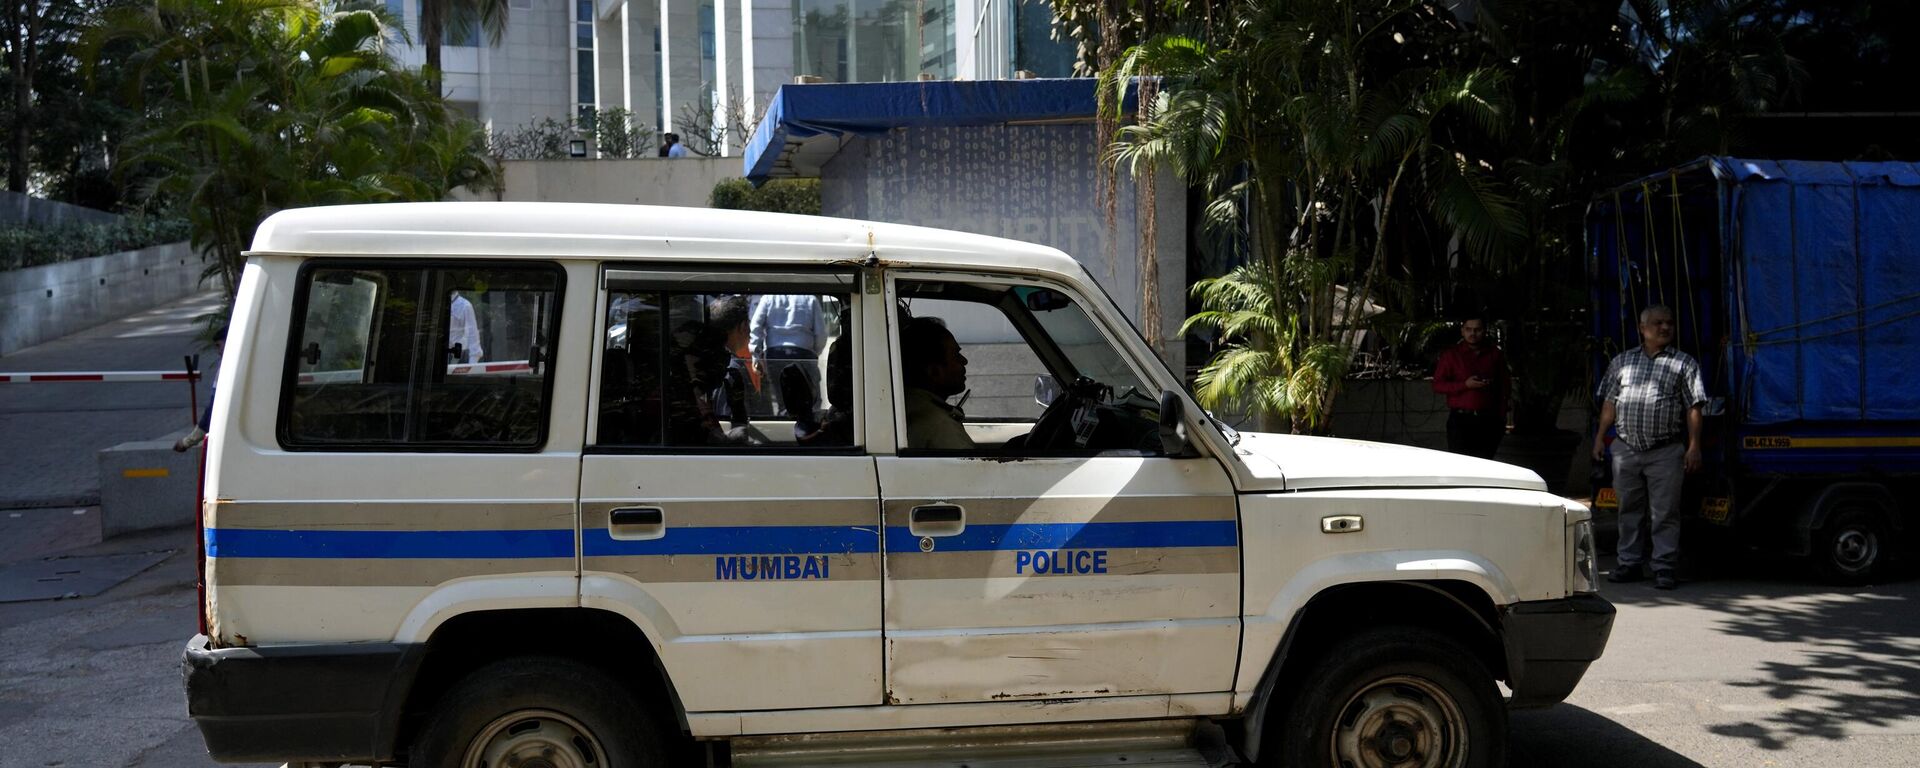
[1814,505,1894,585]
[1268,626,1507,768]
[408,656,666,768]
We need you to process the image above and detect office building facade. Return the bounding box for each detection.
[384,0,1075,156]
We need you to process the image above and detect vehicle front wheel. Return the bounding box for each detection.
[409,656,665,768]
[1269,626,1506,768]
[1814,505,1895,585]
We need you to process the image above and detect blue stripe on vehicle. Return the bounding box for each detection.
[884,520,1238,554]
[583,526,881,556]
[206,521,1232,559]
[205,528,574,559]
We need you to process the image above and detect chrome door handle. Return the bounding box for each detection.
[909,503,965,537]
[609,506,666,541]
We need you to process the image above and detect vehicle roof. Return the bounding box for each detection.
[248,202,1086,279]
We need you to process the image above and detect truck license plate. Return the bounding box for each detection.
[1700,497,1732,524]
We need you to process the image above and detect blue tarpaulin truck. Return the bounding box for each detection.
[1587,157,1920,582]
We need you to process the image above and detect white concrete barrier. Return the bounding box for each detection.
[97,432,200,537]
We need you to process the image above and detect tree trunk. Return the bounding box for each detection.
[4,0,35,193]
[10,61,29,193]
[422,0,443,95]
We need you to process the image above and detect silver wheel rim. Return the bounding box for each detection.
[1833,526,1880,573]
[1330,674,1468,768]
[462,708,605,768]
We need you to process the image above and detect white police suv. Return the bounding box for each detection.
[183,202,1612,767]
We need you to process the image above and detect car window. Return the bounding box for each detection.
[896,277,1165,455]
[596,281,856,450]
[281,263,562,450]
[889,294,1048,423]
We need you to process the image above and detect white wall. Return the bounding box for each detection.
[468,156,741,207]
[819,123,1187,372]
[749,2,793,122]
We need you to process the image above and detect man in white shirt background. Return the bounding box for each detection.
[449,292,484,364]
[749,294,831,415]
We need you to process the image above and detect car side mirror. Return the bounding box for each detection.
[1158,390,1191,456]
[1034,374,1062,407]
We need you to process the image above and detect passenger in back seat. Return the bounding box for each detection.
[667,295,757,445]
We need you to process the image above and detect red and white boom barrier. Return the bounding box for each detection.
[0,370,200,383]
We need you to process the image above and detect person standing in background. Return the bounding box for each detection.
[750,294,831,415]
[448,292,484,364]
[1431,315,1509,459]
[661,133,689,158]
[1593,304,1708,591]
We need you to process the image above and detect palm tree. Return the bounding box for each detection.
[1101,0,1525,433]
[88,0,494,302]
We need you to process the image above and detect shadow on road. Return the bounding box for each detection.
[1511,704,1704,767]
[1600,552,1920,753]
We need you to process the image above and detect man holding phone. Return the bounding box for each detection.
[1432,314,1510,459]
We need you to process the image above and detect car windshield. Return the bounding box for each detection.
[1013,286,1149,397]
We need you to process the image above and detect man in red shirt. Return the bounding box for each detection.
[1431,316,1510,459]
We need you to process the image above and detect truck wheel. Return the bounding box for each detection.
[409,656,665,768]
[1270,626,1506,768]
[1815,506,1893,584]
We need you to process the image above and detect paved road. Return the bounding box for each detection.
[0,291,222,510]
[1511,556,1920,767]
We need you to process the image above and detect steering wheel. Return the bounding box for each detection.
[1022,377,1107,451]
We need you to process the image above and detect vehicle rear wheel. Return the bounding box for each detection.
[1814,505,1894,585]
[1269,626,1506,768]
[409,656,665,768]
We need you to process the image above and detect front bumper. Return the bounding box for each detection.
[182,634,423,763]
[1499,593,1616,708]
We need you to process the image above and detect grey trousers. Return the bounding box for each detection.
[1613,441,1685,572]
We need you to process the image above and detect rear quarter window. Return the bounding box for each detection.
[279,261,564,451]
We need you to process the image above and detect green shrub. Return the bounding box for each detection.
[709,178,821,215]
[489,116,576,160]
[0,217,192,271]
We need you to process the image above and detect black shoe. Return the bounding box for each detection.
[1654,571,1678,590]
[1608,564,1646,583]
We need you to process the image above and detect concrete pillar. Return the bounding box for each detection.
[621,4,633,110]
[750,1,791,119]
[715,0,729,156]
[595,11,626,121]
[626,9,656,136]
[740,0,754,128]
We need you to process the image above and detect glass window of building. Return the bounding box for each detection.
[793,0,956,82]
[413,0,483,47]
[1014,0,1076,77]
[575,0,595,124]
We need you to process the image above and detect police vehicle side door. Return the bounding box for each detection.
[874,271,1241,705]
[577,267,883,712]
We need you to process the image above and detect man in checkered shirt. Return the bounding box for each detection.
[1592,305,1708,590]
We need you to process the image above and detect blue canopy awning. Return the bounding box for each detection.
[742,78,1136,182]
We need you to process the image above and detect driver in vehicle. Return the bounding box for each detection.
[901,316,975,451]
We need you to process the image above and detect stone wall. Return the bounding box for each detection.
[0,242,205,356]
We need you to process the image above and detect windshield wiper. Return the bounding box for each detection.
[1208,411,1240,445]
